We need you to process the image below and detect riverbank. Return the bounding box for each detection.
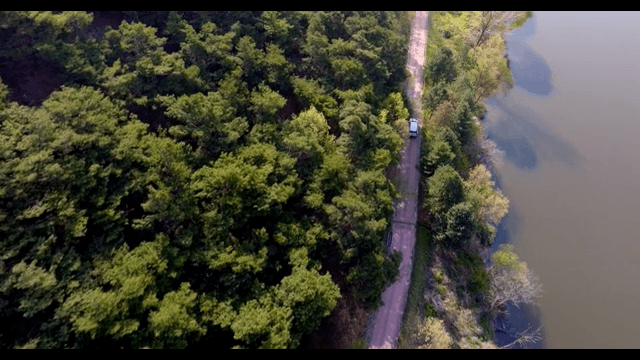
[397,11,535,349]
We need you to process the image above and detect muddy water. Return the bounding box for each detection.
[486,12,640,348]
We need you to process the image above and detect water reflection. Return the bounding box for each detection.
[489,173,546,349]
[490,171,524,248]
[485,97,585,170]
[506,15,554,96]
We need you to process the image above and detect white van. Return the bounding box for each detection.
[409,118,419,138]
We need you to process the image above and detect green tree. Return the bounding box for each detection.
[489,244,542,312]
[464,164,509,244]
[430,99,456,128]
[275,255,341,345]
[283,106,334,180]
[427,165,465,215]
[424,81,450,111]
[443,202,475,248]
[159,90,248,161]
[423,139,456,177]
[149,283,206,348]
[426,46,457,84]
[467,11,529,48]
[452,100,474,146]
[291,76,339,120]
[466,35,512,103]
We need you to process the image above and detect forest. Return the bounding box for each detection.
[0,11,414,349]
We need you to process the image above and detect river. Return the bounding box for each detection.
[486,11,640,348]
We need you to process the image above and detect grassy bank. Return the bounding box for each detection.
[397,223,432,348]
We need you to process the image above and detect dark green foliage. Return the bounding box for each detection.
[422,139,456,177]
[452,100,474,146]
[424,81,450,111]
[427,165,465,215]
[426,46,456,84]
[443,202,475,248]
[435,126,462,156]
[0,11,412,349]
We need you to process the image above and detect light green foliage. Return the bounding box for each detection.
[283,106,334,179]
[59,239,167,340]
[491,244,526,271]
[191,143,300,275]
[305,151,352,208]
[149,283,205,348]
[381,92,410,142]
[192,143,300,228]
[466,32,513,102]
[0,86,147,258]
[381,92,409,124]
[249,83,287,123]
[172,17,236,84]
[416,317,453,349]
[489,244,541,312]
[276,265,341,339]
[337,100,403,168]
[0,11,94,60]
[231,296,293,349]
[200,296,237,329]
[260,11,293,46]
[467,11,529,48]
[101,21,204,102]
[511,11,533,29]
[431,99,456,128]
[465,164,509,226]
[2,261,58,318]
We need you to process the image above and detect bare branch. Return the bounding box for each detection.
[469,11,527,47]
[500,325,543,349]
[488,267,543,312]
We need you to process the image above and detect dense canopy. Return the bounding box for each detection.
[0,11,412,349]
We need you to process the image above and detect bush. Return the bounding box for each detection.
[416,317,453,349]
[425,303,437,318]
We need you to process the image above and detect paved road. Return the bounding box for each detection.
[368,11,429,349]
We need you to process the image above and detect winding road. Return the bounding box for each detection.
[367,11,429,349]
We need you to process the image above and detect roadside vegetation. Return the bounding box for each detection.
[398,11,541,349]
[0,11,415,349]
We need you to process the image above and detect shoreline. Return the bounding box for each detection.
[397,11,536,349]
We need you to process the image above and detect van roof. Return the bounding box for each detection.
[410,121,418,131]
